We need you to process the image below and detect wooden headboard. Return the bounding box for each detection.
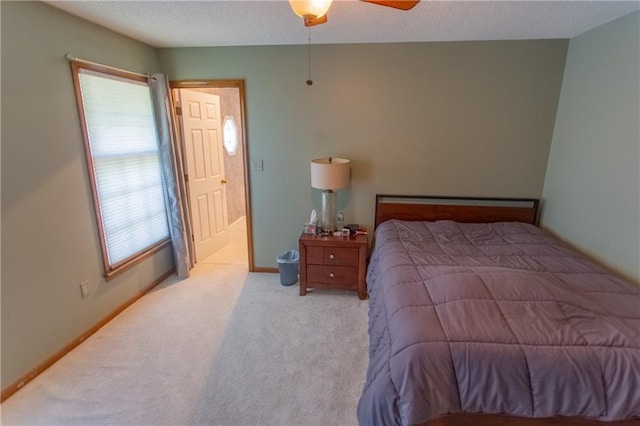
[374,195,540,228]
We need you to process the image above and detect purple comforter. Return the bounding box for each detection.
[358,220,640,425]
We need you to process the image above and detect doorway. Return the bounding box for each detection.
[170,80,254,271]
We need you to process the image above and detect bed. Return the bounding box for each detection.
[357,195,640,426]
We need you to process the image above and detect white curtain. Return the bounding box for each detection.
[149,74,193,278]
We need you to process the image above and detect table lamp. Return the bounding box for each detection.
[311,157,350,233]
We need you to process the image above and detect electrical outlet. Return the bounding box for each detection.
[80,281,89,298]
[251,159,263,172]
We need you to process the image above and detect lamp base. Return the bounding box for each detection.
[320,189,336,233]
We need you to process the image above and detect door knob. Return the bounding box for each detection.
[221,179,227,184]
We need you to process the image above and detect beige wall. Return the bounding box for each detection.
[159,40,568,268]
[1,2,172,389]
[542,12,640,283]
[215,88,246,225]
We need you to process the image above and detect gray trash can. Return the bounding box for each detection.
[277,250,299,286]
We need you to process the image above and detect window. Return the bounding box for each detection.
[222,116,238,156]
[71,62,170,279]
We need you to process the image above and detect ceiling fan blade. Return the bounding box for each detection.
[360,0,419,11]
[304,13,328,27]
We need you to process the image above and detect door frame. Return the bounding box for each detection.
[170,79,255,272]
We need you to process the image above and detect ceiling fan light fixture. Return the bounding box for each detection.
[289,0,334,20]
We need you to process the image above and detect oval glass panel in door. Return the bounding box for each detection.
[223,115,238,156]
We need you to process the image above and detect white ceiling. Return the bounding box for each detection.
[46,0,640,48]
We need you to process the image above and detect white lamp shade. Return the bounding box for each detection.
[311,157,350,190]
[289,0,333,18]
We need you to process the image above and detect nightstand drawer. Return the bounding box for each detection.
[307,265,357,285]
[307,246,359,267]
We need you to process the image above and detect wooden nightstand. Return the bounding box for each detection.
[299,233,368,300]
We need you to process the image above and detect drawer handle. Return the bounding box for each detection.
[329,272,335,278]
[329,254,335,260]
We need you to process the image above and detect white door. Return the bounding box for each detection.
[178,89,229,262]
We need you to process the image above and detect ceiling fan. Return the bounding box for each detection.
[289,0,420,27]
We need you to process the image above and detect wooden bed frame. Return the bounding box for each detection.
[370,195,640,426]
[375,194,540,228]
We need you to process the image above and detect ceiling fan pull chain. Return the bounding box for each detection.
[307,27,313,86]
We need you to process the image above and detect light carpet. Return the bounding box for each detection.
[1,260,369,425]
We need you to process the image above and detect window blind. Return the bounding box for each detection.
[78,69,169,266]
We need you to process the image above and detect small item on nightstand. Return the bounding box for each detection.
[337,211,345,230]
[304,209,318,234]
[346,224,359,235]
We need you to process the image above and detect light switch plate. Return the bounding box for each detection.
[251,159,263,171]
[80,281,89,298]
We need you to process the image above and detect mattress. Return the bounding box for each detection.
[358,220,640,425]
